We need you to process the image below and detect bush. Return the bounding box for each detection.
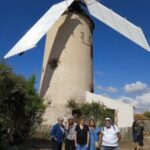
[0,62,46,149]
[67,99,114,126]
[144,111,150,118]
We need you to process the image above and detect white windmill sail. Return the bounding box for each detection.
[86,0,150,52]
[4,0,74,59]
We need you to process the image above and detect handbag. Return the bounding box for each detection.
[95,140,101,149]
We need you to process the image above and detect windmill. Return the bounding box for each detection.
[4,0,150,124]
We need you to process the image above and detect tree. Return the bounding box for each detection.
[0,62,46,149]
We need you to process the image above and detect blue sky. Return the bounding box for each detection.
[0,0,150,112]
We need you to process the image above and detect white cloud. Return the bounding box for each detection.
[123,81,148,93]
[96,81,150,112]
[107,86,118,93]
[136,92,150,106]
[94,71,104,76]
[96,85,118,93]
[96,85,104,91]
[118,92,150,112]
[118,96,138,106]
[135,92,150,112]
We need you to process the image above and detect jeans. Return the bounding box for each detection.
[65,139,75,150]
[101,146,119,150]
[76,144,88,150]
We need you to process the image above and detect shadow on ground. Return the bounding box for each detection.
[8,138,51,150]
[8,136,150,150]
[120,136,150,150]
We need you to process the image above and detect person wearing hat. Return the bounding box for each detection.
[65,116,77,150]
[50,117,65,150]
[100,118,121,150]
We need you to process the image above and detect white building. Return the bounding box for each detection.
[86,92,134,128]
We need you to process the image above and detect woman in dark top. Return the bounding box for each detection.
[137,120,144,150]
[75,117,89,150]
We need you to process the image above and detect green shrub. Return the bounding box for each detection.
[67,99,114,126]
[144,111,150,118]
[0,62,46,149]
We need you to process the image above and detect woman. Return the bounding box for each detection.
[50,117,65,150]
[65,116,76,150]
[89,119,101,150]
[75,117,89,150]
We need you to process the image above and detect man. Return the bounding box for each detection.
[132,120,139,150]
[65,116,76,150]
[137,120,144,150]
[50,117,65,150]
[75,117,89,150]
[100,118,121,150]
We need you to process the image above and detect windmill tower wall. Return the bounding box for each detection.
[40,10,94,125]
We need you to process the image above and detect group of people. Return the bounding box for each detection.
[132,120,145,150]
[50,116,121,150]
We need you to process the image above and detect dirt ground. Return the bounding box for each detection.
[120,136,150,150]
[8,136,150,150]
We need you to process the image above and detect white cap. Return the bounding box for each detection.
[58,117,64,121]
[105,117,111,121]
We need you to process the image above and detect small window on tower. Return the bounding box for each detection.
[48,59,59,69]
[90,83,94,93]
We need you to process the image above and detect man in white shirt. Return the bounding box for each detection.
[100,118,121,150]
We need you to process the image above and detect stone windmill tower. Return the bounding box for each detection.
[40,2,94,124]
[4,0,150,125]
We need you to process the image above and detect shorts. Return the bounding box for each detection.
[137,136,144,146]
[132,133,138,143]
